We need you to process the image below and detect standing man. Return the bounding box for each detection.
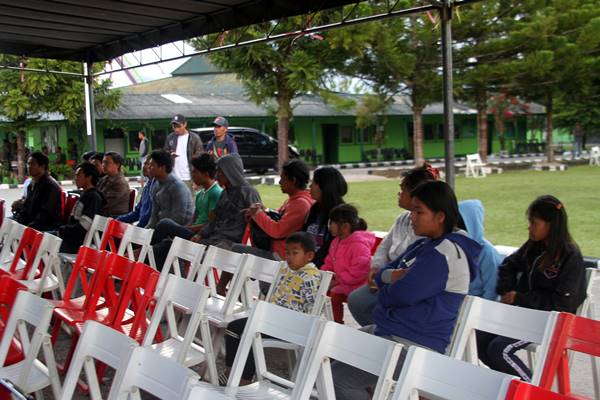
[205,116,238,158]
[163,114,203,190]
[138,131,149,167]
[11,151,62,231]
[572,122,585,159]
[67,138,78,162]
[146,149,194,230]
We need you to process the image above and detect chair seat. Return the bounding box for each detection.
[149,339,210,367]
[204,297,246,327]
[0,359,52,394]
[187,383,233,400]
[55,304,111,326]
[229,381,293,400]
[18,274,60,294]
[49,295,86,311]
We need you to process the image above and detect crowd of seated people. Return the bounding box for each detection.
[5,138,587,397]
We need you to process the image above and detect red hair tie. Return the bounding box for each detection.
[556,203,563,210]
[424,163,440,180]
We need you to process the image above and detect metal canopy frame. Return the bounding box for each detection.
[0,0,482,187]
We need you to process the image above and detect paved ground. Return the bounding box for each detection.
[1,166,596,398]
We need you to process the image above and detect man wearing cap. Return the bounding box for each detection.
[163,114,204,188]
[205,116,238,158]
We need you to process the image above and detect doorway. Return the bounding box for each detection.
[322,124,339,164]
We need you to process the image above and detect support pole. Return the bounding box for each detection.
[83,61,97,151]
[441,2,455,188]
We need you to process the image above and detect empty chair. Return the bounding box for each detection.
[117,224,155,268]
[465,153,489,178]
[447,295,558,384]
[0,276,27,366]
[538,313,600,399]
[60,320,138,400]
[109,346,200,400]
[576,268,600,398]
[142,274,217,384]
[155,236,207,298]
[0,291,60,398]
[0,218,18,252]
[505,379,581,400]
[298,321,403,400]
[391,346,516,400]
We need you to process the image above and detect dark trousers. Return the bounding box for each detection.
[151,218,195,270]
[476,330,532,381]
[225,317,271,381]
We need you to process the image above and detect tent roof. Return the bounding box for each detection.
[0,0,357,63]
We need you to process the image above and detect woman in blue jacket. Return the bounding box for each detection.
[332,181,482,400]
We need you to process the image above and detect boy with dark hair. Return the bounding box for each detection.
[146,149,193,229]
[221,231,321,385]
[58,163,106,253]
[11,151,62,231]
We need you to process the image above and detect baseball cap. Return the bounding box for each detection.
[171,114,187,125]
[211,116,229,128]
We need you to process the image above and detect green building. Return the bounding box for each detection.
[1,56,552,169]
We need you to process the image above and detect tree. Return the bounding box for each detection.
[0,56,121,181]
[191,15,342,170]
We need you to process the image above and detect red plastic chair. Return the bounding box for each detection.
[99,218,128,253]
[129,188,137,212]
[506,380,580,399]
[60,190,67,222]
[538,312,600,398]
[62,192,79,223]
[0,276,27,366]
[49,247,107,343]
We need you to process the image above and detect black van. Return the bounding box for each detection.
[191,127,299,173]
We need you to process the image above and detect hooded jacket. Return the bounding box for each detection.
[252,190,314,259]
[200,154,260,243]
[205,134,238,157]
[373,232,482,353]
[59,187,106,253]
[496,241,586,313]
[321,230,376,296]
[459,200,504,300]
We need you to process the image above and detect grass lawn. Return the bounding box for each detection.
[255,165,600,257]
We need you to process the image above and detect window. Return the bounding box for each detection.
[424,124,437,140]
[357,125,375,144]
[128,130,140,152]
[340,126,354,144]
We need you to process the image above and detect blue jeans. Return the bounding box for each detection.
[347,285,379,327]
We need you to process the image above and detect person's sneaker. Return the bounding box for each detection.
[218,372,229,386]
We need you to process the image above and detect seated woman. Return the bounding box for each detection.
[477,195,586,382]
[331,181,482,400]
[234,159,314,260]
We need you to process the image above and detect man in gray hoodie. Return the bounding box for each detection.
[152,153,260,270]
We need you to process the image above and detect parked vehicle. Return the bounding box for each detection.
[191,127,299,173]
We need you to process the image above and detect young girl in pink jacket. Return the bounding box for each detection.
[322,204,375,323]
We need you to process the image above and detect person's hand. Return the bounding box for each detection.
[389,269,408,283]
[500,291,517,305]
[246,203,264,219]
[367,267,380,288]
[190,234,202,243]
[11,199,24,213]
[170,152,179,158]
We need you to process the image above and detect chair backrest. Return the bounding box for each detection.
[538,313,600,396]
[142,274,211,363]
[448,295,558,384]
[241,254,284,305]
[60,320,138,400]
[62,192,79,223]
[117,224,155,267]
[128,188,137,212]
[155,236,207,298]
[61,246,107,302]
[82,214,111,249]
[0,291,57,390]
[494,245,518,258]
[194,245,247,299]
[109,346,199,400]
[466,153,486,177]
[505,380,580,400]
[228,301,324,394]
[111,261,160,342]
[298,320,403,400]
[0,276,26,322]
[578,267,600,319]
[0,220,25,265]
[391,346,516,400]
[99,219,128,253]
[7,227,44,275]
[23,232,64,296]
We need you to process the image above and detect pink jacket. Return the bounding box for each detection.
[252,190,314,258]
[321,230,376,295]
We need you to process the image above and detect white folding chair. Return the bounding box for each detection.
[155,236,206,298]
[225,301,325,400]
[298,321,403,400]
[589,146,600,166]
[118,224,155,268]
[108,346,200,400]
[13,232,65,297]
[0,221,26,270]
[391,346,516,400]
[59,214,111,265]
[447,295,558,385]
[0,291,60,399]
[142,274,218,385]
[60,320,138,400]
[0,218,17,251]
[494,245,518,259]
[575,267,600,398]
[239,255,283,310]
[465,153,488,178]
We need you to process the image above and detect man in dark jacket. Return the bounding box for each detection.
[58,163,106,253]
[163,114,203,189]
[11,151,62,231]
[205,116,238,158]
